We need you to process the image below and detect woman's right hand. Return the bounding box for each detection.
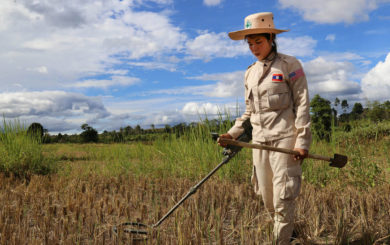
[217,133,233,147]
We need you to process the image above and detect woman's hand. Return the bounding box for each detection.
[217,133,233,147]
[293,148,308,161]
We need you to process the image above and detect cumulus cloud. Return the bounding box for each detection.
[304,57,361,96]
[0,0,186,90]
[185,32,248,61]
[0,91,110,131]
[150,70,245,98]
[182,102,221,115]
[278,36,317,57]
[279,0,379,24]
[361,52,390,101]
[188,71,245,98]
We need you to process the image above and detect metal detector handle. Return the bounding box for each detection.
[218,138,331,161]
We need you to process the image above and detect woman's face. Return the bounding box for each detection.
[246,35,272,61]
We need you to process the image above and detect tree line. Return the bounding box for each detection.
[29,95,390,144]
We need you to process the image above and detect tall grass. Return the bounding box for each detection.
[48,118,390,190]
[50,118,252,181]
[0,118,56,177]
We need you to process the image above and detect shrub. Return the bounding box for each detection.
[0,119,56,178]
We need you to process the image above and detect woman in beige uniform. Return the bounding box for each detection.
[218,12,311,244]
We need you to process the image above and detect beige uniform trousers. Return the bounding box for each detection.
[252,136,301,245]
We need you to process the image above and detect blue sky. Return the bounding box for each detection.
[1,0,390,133]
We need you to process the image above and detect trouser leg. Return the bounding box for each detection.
[252,137,302,245]
[252,144,274,217]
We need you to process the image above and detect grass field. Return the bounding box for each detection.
[1,120,390,244]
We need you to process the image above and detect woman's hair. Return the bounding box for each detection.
[244,33,277,53]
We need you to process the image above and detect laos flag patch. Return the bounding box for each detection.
[272,74,283,82]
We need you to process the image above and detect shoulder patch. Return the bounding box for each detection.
[289,68,305,82]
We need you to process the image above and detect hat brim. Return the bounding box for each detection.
[228,28,289,40]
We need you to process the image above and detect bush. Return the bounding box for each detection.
[310,94,332,141]
[0,119,56,178]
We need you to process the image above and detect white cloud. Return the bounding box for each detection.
[361,52,390,101]
[304,57,361,95]
[325,34,336,42]
[127,61,177,71]
[0,91,109,119]
[278,36,317,57]
[189,71,245,98]
[279,0,378,24]
[70,76,140,89]
[150,71,245,98]
[0,0,186,90]
[182,102,221,115]
[27,66,49,74]
[185,31,248,61]
[203,0,223,6]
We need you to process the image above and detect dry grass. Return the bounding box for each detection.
[1,172,389,244]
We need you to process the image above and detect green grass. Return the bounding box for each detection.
[2,117,390,190]
[0,118,56,177]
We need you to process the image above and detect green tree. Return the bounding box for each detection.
[310,94,332,141]
[341,99,349,113]
[134,125,142,134]
[27,122,44,141]
[350,102,364,120]
[334,97,340,108]
[351,102,364,115]
[80,124,98,143]
[164,124,171,133]
[367,101,385,122]
[384,100,390,119]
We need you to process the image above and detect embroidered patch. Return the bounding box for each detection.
[245,20,252,29]
[272,74,283,82]
[289,68,305,82]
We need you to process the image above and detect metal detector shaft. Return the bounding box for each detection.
[218,138,348,168]
[152,153,236,228]
[219,138,328,160]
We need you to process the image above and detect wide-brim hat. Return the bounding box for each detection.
[228,12,288,40]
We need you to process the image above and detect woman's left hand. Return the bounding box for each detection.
[293,148,308,161]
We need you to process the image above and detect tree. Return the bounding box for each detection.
[134,125,142,134]
[341,99,349,113]
[384,100,390,120]
[310,94,332,141]
[27,122,44,141]
[80,124,98,143]
[334,97,340,108]
[350,102,364,120]
[351,102,363,115]
[164,124,171,133]
[367,101,385,122]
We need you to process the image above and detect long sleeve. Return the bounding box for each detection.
[227,76,252,139]
[287,61,312,150]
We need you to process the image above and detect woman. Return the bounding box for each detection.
[218,12,311,244]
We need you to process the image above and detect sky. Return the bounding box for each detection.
[1,0,390,134]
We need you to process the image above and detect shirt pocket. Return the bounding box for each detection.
[267,84,290,110]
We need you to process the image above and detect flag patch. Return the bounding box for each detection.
[288,68,304,82]
[272,74,283,82]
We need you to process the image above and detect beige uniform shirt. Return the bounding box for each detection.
[228,52,312,150]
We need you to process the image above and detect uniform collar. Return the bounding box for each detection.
[262,51,277,63]
[258,51,277,67]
